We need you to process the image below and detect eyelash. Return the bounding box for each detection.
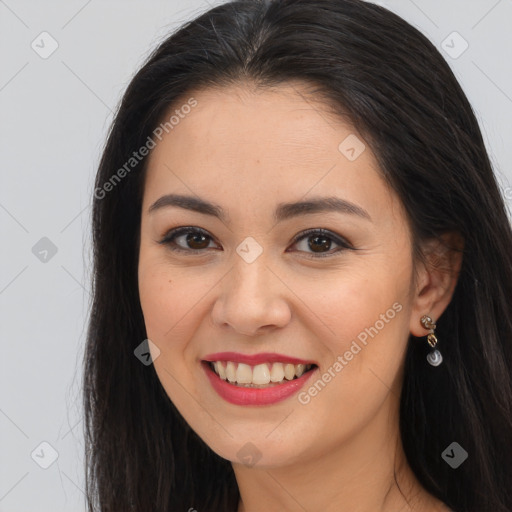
[158,226,354,259]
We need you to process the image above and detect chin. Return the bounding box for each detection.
[202,430,310,469]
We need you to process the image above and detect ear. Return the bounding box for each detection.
[409,231,464,337]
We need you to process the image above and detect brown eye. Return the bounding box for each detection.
[307,234,332,252]
[159,227,218,253]
[183,232,210,250]
[288,229,353,258]
[159,226,353,258]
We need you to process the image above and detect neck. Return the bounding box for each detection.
[233,393,447,512]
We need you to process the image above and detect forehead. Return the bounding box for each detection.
[142,83,398,224]
[153,82,361,160]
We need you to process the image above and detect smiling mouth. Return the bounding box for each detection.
[206,360,317,388]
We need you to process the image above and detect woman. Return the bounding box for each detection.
[84,1,512,511]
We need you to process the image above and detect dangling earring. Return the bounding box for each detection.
[420,315,443,366]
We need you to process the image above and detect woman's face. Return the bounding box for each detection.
[138,83,419,468]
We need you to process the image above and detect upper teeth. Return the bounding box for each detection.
[211,361,312,387]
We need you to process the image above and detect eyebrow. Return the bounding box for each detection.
[148,193,372,223]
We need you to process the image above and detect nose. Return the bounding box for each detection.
[210,256,292,337]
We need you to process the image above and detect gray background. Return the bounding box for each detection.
[1,0,511,510]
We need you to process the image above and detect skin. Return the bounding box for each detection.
[138,82,461,512]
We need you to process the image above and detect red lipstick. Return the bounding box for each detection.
[201,358,317,406]
[202,352,315,366]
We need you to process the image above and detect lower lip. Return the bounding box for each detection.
[202,361,317,406]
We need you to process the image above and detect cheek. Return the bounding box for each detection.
[291,274,412,452]
[137,256,218,366]
[296,263,410,349]
[296,260,413,406]
[138,253,195,340]
[138,265,175,338]
[138,260,203,406]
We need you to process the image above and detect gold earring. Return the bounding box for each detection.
[420,315,443,366]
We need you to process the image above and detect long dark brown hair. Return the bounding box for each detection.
[83,1,512,510]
